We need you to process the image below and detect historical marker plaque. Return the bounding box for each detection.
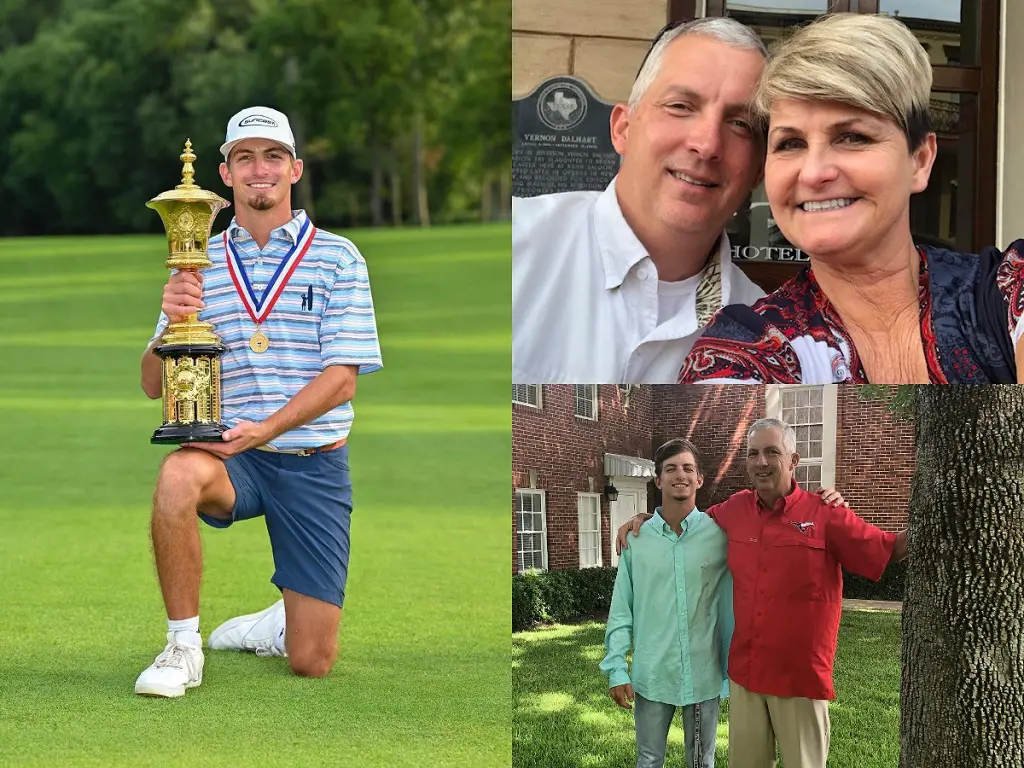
[513,76,619,198]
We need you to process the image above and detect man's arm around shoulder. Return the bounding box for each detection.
[824,501,907,581]
[705,491,750,531]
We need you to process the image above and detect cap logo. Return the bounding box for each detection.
[239,114,278,128]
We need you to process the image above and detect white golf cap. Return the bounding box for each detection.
[220,106,297,159]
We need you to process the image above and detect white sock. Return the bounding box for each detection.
[168,616,201,647]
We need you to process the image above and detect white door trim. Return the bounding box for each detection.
[609,477,650,568]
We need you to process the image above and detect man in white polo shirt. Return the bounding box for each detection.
[512,17,768,384]
[134,106,382,697]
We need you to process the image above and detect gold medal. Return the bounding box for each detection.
[226,223,316,357]
[249,330,270,353]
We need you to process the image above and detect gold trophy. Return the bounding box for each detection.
[147,140,231,444]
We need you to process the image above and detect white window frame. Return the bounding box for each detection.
[573,384,599,421]
[513,384,542,408]
[577,492,603,568]
[765,385,837,489]
[515,489,547,573]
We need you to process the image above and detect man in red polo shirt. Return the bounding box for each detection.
[618,418,908,768]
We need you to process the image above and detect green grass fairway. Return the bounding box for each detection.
[513,609,900,767]
[0,224,511,767]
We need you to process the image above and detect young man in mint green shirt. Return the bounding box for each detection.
[601,439,732,768]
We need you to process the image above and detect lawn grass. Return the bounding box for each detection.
[513,609,901,767]
[0,223,512,767]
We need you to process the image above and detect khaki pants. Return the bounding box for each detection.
[727,679,830,768]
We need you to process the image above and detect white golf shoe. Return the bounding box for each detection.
[208,598,287,657]
[134,633,204,698]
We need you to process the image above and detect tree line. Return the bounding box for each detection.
[0,0,511,236]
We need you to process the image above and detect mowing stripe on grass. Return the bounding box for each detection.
[0,224,512,768]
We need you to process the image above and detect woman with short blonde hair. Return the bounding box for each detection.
[754,12,933,152]
[679,13,1024,384]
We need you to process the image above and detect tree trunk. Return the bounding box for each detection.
[413,108,430,227]
[390,145,402,227]
[480,144,492,223]
[900,385,1024,767]
[284,57,315,221]
[348,191,359,229]
[500,163,512,220]
[481,172,492,223]
[370,140,383,227]
[411,0,431,228]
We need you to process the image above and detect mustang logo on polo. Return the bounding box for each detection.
[791,521,816,534]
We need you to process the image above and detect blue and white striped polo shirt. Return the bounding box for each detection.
[149,209,382,449]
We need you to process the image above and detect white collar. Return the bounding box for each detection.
[595,179,650,290]
[227,209,310,244]
[594,177,735,292]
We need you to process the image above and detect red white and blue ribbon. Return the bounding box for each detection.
[224,219,316,324]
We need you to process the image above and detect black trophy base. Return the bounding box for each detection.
[154,342,226,357]
[151,422,228,445]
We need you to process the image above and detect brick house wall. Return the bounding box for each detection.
[651,385,766,512]
[834,386,916,531]
[513,385,914,572]
[513,386,654,570]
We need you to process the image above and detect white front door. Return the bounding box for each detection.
[610,481,647,567]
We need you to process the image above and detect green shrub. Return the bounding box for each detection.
[569,567,618,616]
[512,571,545,632]
[843,560,907,601]
[537,569,578,623]
[513,559,905,633]
[512,566,619,631]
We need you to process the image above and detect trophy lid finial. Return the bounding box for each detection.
[177,139,198,190]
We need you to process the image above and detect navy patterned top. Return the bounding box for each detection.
[677,242,1024,384]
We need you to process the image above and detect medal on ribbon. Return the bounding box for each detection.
[224,219,316,353]
[249,330,270,353]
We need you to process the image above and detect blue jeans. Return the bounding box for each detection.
[634,693,720,768]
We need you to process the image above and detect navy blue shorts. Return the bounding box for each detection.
[199,446,353,608]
